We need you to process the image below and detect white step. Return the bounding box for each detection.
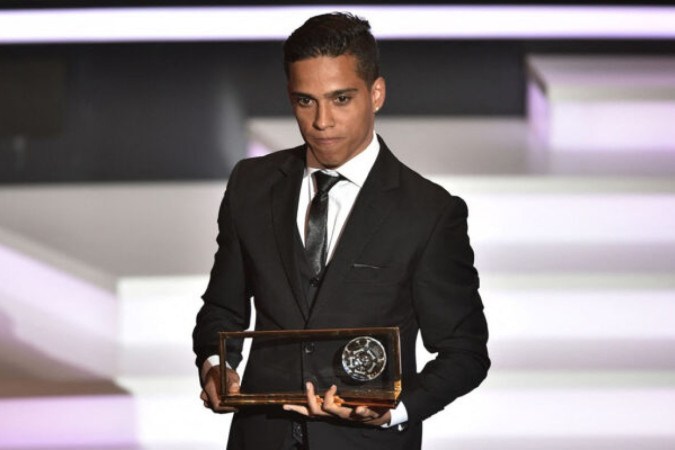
[2,177,674,284]
[0,238,118,379]
[461,190,675,245]
[117,275,207,346]
[430,384,675,441]
[424,385,675,449]
[478,274,675,371]
[0,183,225,278]
[483,287,675,340]
[0,392,136,449]
[0,377,225,450]
[474,242,675,274]
[527,55,675,151]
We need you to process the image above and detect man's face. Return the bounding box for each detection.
[287,54,385,169]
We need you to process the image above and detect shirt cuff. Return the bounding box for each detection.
[381,401,408,430]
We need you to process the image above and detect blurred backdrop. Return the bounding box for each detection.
[1,1,675,449]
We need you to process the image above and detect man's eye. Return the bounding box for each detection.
[335,95,351,104]
[297,97,313,107]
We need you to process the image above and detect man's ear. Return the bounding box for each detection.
[371,77,386,112]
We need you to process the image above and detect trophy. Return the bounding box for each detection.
[218,327,401,408]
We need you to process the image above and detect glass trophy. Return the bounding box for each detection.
[218,327,401,408]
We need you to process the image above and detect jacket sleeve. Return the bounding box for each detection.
[401,195,490,424]
[192,162,252,372]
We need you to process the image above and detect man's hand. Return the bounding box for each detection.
[283,382,391,427]
[200,365,240,414]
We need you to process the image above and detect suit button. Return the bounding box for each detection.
[309,277,320,287]
[304,342,315,354]
[292,422,303,440]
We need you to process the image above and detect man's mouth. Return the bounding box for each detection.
[313,137,342,145]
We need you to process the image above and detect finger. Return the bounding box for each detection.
[227,380,240,394]
[226,369,241,394]
[305,382,329,416]
[352,406,378,420]
[321,385,339,411]
[362,409,391,426]
[206,393,238,414]
[201,396,238,414]
[283,404,310,416]
[204,384,220,407]
[354,406,374,418]
[211,405,239,414]
[305,382,323,416]
[322,385,357,420]
[203,383,235,413]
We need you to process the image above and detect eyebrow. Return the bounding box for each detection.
[290,88,359,100]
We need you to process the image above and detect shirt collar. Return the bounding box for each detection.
[307,131,380,188]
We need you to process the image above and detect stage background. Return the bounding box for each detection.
[1,2,674,449]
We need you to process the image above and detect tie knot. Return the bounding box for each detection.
[313,171,342,196]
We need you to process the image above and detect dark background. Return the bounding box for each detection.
[1,2,674,183]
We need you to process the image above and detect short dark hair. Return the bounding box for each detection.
[283,12,380,86]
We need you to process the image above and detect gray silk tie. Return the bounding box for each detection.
[305,171,342,276]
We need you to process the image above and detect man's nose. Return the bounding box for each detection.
[313,103,334,130]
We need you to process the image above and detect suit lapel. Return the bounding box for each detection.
[308,139,401,321]
[270,147,310,320]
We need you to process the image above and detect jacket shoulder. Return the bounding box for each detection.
[396,159,467,212]
[233,146,304,174]
[227,146,305,188]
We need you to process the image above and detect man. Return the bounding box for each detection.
[193,12,489,450]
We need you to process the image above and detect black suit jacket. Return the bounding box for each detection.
[193,138,490,450]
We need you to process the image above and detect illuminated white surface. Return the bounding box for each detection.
[427,388,675,438]
[117,276,207,345]
[466,194,675,244]
[0,243,117,338]
[0,242,118,379]
[116,276,207,377]
[0,395,137,448]
[1,6,675,43]
[0,183,224,277]
[484,290,675,340]
[117,385,230,446]
[528,56,675,151]
[529,57,675,100]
